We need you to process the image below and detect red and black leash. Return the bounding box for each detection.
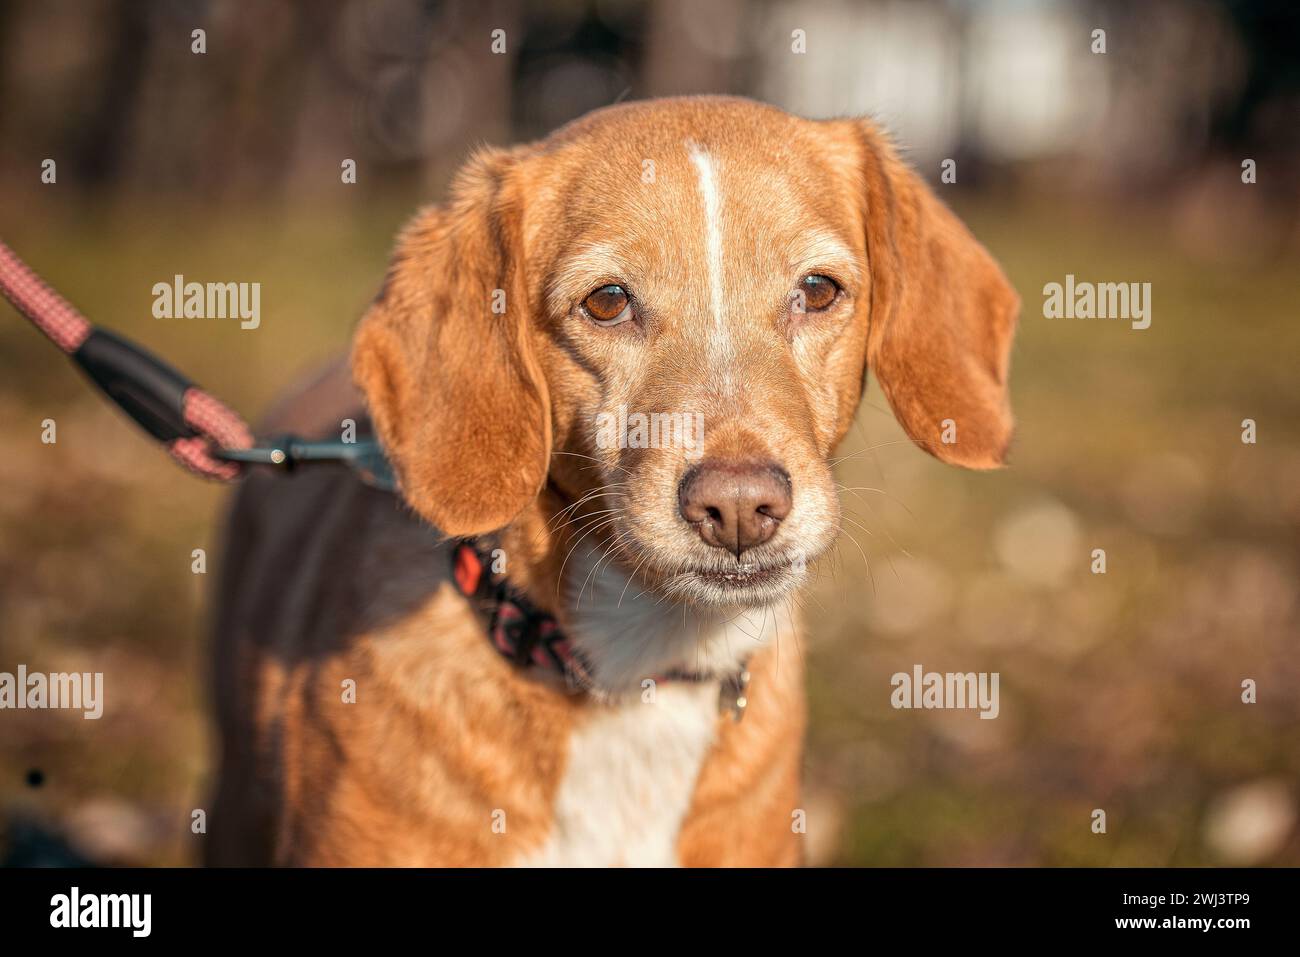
[0,238,394,489]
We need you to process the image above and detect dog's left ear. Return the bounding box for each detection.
[839,120,1020,468]
[351,147,552,536]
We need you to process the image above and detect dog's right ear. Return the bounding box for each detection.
[351,148,552,537]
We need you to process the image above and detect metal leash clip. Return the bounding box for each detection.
[215,436,397,492]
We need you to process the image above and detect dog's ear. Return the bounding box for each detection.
[844,121,1019,468]
[352,147,551,535]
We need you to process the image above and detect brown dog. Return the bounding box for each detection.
[207,96,1017,866]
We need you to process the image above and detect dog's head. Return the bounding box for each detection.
[353,96,1018,610]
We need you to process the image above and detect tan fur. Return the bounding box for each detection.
[208,96,1017,867]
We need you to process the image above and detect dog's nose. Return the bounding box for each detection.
[678,461,792,557]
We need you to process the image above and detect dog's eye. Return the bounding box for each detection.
[582,285,634,326]
[792,274,840,313]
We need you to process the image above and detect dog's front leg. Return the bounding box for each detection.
[675,643,807,867]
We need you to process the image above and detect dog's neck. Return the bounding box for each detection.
[492,493,789,700]
[561,539,787,698]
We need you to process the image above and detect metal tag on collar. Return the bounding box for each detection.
[719,668,751,722]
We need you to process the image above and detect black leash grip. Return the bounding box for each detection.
[71,328,195,442]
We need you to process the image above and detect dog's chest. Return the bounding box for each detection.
[518,682,720,867]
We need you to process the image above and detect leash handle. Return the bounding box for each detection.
[0,237,253,480]
[72,328,195,441]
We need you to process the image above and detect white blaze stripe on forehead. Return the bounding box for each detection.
[687,143,726,339]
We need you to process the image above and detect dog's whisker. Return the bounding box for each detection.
[838,495,914,561]
[827,438,917,467]
[551,505,624,539]
[576,528,635,607]
[837,508,879,539]
[544,489,628,536]
[557,513,625,599]
[617,547,654,609]
[832,520,876,597]
[543,483,628,533]
[834,482,917,522]
[783,593,808,673]
[551,450,631,476]
[559,510,624,555]
[534,494,624,548]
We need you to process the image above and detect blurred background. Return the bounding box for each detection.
[1,0,1298,866]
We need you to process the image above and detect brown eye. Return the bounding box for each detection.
[794,274,839,313]
[582,284,633,326]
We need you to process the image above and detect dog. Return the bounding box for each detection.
[206,95,1018,867]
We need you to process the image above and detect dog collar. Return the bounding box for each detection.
[449,540,751,718]
[451,540,594,690]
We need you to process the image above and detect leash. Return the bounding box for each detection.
[0,238,394,490]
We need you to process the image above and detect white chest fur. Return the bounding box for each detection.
[514,544,789,866]
[518,682,720,867]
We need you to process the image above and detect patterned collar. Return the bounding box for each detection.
[450,539,593,691]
